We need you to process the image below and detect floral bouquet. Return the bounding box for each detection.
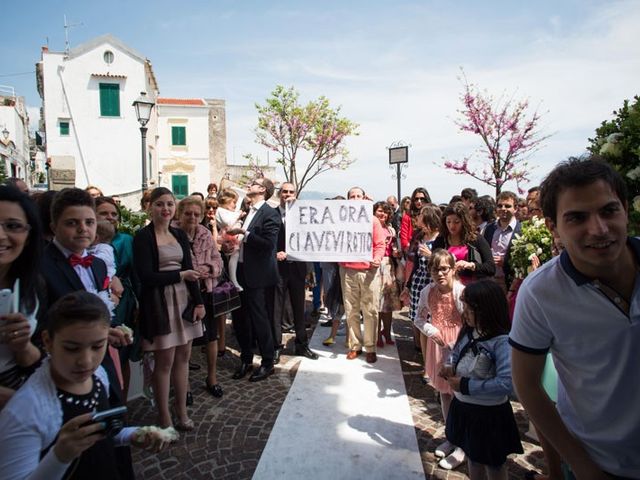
[510,216,554,279]
[118,206,149,236]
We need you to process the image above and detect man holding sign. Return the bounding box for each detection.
[340,187,386,364]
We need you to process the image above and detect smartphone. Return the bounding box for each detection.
[89,406,127,437]
[0,289,12,316]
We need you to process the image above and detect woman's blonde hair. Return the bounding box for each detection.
[217,188,238,207]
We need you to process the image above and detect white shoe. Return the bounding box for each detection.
[438,447,465,470]
[434,439,454,458]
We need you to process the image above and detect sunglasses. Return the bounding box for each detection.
[414,197,427,203]
[281,189,295,194]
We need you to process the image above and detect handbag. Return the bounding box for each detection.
[211,268,241,316]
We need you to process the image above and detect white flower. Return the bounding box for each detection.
[627,166,640,181]
[537,247,543,255]
[634,196,640,212]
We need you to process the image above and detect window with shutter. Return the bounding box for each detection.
[60,121,70,136]
[172,174,189,199]
[171,126,186,146]
[99,83,120,117]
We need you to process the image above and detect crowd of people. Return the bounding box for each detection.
[0,152,637,480]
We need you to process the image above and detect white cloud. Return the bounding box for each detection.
[220,0,640,202]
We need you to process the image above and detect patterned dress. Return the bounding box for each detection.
[425,287,463,394]
[409,239,436,321]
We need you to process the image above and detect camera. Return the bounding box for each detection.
[88,406,127,437]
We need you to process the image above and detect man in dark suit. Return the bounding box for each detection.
[483,190,522,292]
[40,188,130,403]
[227,177,281,382]
[273,182,318,361]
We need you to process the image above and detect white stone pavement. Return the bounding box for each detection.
[252,326,425,480]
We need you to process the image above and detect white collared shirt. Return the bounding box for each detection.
[53,238,97,294]
[239,200,266,262]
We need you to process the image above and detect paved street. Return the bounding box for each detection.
[130,307,547,479]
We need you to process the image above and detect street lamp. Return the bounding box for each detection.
[2,128,9,142]
[387,141,409,201]
[132,92,155,192]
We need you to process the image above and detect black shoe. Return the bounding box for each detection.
[205,381,224,398]
[249,365,275,382]
[274,348,282,365]
[232,363,253,380]
[188,361,201,371]
[295,345,319,360]
[320,320,332,327]
[217,349,227,358]
[282,326,295,334]
[186,391,193,406]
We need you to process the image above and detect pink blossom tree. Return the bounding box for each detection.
[444,73,550,196]
[253,85,359,194]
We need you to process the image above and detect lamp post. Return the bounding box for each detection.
[2,128,8,142]
[387,141,409,201]
[132,92,155,192]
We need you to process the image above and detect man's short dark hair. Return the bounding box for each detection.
[261,178,275,200]
[474,195,496,223]
[51,188,95,225]
[461,188,478,201]
[528,186,540,194]
[540,156,627,223]
[496,190,518,204]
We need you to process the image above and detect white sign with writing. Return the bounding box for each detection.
[285,200,373,262]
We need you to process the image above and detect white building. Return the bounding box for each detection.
[0,87,30,183]
[157,98,209,197]
[36,34,159,207]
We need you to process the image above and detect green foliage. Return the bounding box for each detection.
[587,95,640,234]
[510,217,554,279]
[117,205,148,236]
[254,85,359,194]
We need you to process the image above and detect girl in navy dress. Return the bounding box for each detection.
[440,280,522,479]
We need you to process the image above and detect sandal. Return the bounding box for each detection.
[174,418,195,432]
[217,349,227,358]
[322,336,335,346]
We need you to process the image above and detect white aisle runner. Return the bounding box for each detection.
[252,326,425,479]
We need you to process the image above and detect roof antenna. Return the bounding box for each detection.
[64,14,83,56]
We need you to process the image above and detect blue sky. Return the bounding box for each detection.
[3,0,639,201]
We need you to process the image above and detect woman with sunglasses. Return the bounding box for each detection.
[399,187,432,254]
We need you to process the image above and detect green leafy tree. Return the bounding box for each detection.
[254,85,359,194]
[587,95,640,234]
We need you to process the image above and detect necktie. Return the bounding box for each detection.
[69,254,94,268]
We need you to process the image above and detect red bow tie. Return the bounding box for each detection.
[68,254,94,268]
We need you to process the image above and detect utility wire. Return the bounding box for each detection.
[0,71,36,78]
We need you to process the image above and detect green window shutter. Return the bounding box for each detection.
[60,121,69,135]
[172,126,186,146]
[172,174,188,199]
[99,83,120,117]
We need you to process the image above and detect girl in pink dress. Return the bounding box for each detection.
[414,249,466,470]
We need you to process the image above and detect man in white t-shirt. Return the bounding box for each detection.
[510,157,640,479]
